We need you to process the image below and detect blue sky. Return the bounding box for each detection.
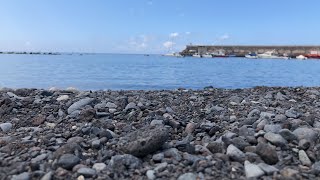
[0,0,319,53]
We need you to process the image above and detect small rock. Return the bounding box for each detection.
[146,170,156,180]
[275,114,287,122]
[280,168,299,178]
[279,129,297,141]
[207,142,224,154]
[312,161,320,174]
[185,123,196,134]
[109,108,117,113]
[275,92,287,100]
[285,108,300,118]
[92,163,107,172]
[40,171,53,180]
[258,163,279,175]
[208,126,221,136]
[109,154,141,170]
[177,172,198,180]
[11,172,30,180]
[68,98,94,114]
[248,109,260,119]
[154,162,168,173]
[57,154,80,170]
[244,161,265,178]
[150,120,164,126]
[125,102,137,111]
[106,102,117,108]
[299,139,311,150]
[31,154,47,163]
[77,167,96,177]
[0,122,12,132]
[91,140,101,149]
[256,143,279,165]
[264,132,287,147]
[57,95,69,101]
[231,137,250,151]
[260,112,275,119]
[152,153,164,162]
[299,150,312,166]
[293,127,318,142]
[264,124,282,133]
[226,144,245,162]
[118,126,169,157]
[164,148,182,161]
[77,175,85,180]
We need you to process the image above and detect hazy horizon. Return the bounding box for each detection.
[1,0,320,54]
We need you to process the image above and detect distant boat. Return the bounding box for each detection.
[192,53,202,58]
[296,55,307,60]
[163,52,183,57]
[245,52,258,59]
[211,50,227,57]
[305,51,320,59]
[257,50,289,59]
[202,53,212,58]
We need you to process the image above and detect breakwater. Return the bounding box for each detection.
[181,45,320,57]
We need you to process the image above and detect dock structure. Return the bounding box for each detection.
[181,45,320,57]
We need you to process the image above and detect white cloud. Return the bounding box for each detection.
[185,32,191,35]
[163,41,175,49]
[219,34,230,40]
[169,32,179,38]
[25,41,31,46]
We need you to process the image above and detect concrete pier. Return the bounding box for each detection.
[181,45,320,57]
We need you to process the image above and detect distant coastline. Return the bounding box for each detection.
[0,51,62,55]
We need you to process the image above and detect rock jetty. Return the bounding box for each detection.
[1,86,320,179]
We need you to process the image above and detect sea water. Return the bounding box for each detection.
[0,53,319,90]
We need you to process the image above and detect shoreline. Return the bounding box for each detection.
[1,87,320,179]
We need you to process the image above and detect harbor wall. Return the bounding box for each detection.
[181,45,320,57]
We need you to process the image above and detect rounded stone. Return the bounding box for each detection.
[118,126,169,157]
[146,170,156,180]
[77,167,96,177]
[92,163,107,172]
[226,144,245,162]
[177,173,198,180]
[57,154,80,170]
[293,128,318,142]
[0,122,13,132]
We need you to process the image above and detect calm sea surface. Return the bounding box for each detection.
[0,54,319,90]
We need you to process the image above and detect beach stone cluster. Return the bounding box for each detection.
[1,86,320,179]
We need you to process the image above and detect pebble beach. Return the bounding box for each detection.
[1,86,320,179]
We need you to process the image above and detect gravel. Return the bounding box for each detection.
[1,87,320,179]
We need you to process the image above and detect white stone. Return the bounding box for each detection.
[244,161,265,178]
[0,122,13,132]
[146,170,156,180]
[106,102,117,108]
[57,95,69,101]
[92,163,107,172]
[109,108,117,113]
[177,173,197,180]
[299,150,312,166]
